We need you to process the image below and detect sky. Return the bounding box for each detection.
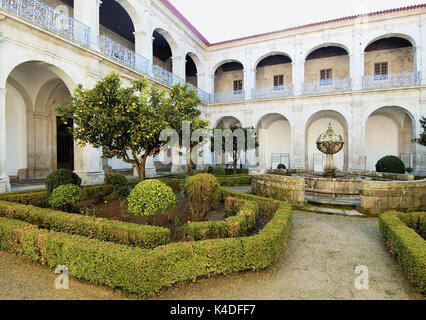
[169,0,425,43]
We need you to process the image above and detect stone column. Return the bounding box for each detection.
[292,57,305,96]
[415,89,426,175]
[291,104,306,169]
[0,88,11,192]
[172,55,186,80]
[74,0,101,49]
[351,27,364,90]
[243,68,255,100]
[257,128,268,171]
[348,97,366,171]
[171,147,182,173]
[420,14,426,86]
[134,31,154,74]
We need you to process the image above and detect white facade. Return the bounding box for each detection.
[0,0,426,192]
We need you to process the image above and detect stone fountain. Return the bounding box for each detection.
[316,123,344,177]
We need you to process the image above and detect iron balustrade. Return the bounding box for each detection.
[213,90,245,103]
[362,71,421,89]
[0,0,90,46]
[303,78,352,94]
[253,84,294,99]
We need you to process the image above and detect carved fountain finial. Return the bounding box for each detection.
[316,123,344,177]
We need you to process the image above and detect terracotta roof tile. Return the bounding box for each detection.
[160,1,426,46]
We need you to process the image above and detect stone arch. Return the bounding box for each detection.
[214,116,243,129]
[305,110,349,171]
[304,42,351,61]
[152,27,178,58]
[364,106,416,171]
[256,113,292,169]
[254,52,293,69]
[363,33,416,52]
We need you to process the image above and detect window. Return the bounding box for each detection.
[273,75,284,90]
[233,80,243,94]
[374,62,388,80]
[320,69,332,85]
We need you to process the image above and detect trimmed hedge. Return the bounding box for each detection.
[0,190,49,208]
[398,212,426,240]
[0,191,292,298]
[0,201,170,249]
[379,211,426,295]
[178,197,259,241]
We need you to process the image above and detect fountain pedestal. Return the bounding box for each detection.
[316,123,344,177]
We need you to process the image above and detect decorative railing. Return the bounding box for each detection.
[253,85,294,100]
[0,0,90,46]
[303,78,351,94]
[362,72,421,90]
[213,90,245,104]
[187,83,211,104]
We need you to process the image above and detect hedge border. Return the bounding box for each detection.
[177,197,259,241]
[398,212,426,240]
[379,211,426,295]
[0,188,292,298]
[0,200,170,249]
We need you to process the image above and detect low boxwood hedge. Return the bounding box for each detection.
[379,211,426,295]
[398,212,426,240]
[0,201,170,249]
[0,189,292,298]
[178,197,259,241]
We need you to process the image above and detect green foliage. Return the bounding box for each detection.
[0,193,292,298]
[117,186,131,198]
[48,184,82,211]
[45,169,82,195]
[212,166,226,176]
[178,197,259,241]
[183,174,220,221]
[55,72,202,181]
[105,173,128,190]
[277,164,286,170]
[0,190,49,208]
[375,156,405,174]
[0,201,170,249]
[128,180,176,217]
[414,117,426,146]
[406,167,414,175]
[399,212,426,240]
[379,212,426,295]
[176,173,188,180]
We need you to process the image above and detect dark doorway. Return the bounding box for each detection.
[56,117,74,170]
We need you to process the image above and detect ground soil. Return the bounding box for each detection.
[0,210,422,300]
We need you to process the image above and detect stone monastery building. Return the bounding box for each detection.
[0,0,425,192]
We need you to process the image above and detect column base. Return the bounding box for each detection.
[75,171,105,186]
[0,176,11,193]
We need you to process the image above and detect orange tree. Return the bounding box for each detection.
[414,117,426,146]
[56,72,201,181]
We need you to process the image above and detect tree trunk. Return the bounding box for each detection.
[135,158,146,182]
[186,149,193,176]
[233,152,238,175]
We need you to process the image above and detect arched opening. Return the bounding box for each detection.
[186,54,198,87]
[213,61,244,103]
[5,61,74,180]
[305,111,348,172]
[365,106,415,171]
[304,45,350,93]
[214,117,243,167]
[257,114,292,169]
[153,29,174,73]
[363,36,416,88]
[255,54,293,99]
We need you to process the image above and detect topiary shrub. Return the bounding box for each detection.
[105,173,128,190]
[49,184,82,212]
[128,180,176,217]
[45,169,82,195]
[375,156,405,174]
[212,166,226,176]
[183,174,220,221]
[277,164,286,170]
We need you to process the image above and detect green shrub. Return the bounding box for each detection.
[183,174,220,221]
[178,197,259,241]
[399,212,426,240]
[212,166,226,176]
[117,186,131,198]
[217,175,252,186]
[104,173,128,190]
[0,201,170,249]
[375,156,405,174]
[45,169,82,195]
[277,164,286,170]
[176,173,188,180]
[128,180,176,217]
[0,190,49,208]
[379,212,426,295]
[0,197,292,298]
[48,184,82,211]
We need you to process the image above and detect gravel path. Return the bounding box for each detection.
[153,211,423,300]
[0,211,422,300]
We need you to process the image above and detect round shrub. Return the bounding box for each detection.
[105,173,128,190]
[128,180,176,217]
[183,173,220,221]
[45,169,82,195]
[117,186,130,198]
[277,164,286,170]
[49,184,82,211]
[212,166,226,176]
[375,156,405,174]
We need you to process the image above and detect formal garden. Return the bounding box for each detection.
[0,72,424,299]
